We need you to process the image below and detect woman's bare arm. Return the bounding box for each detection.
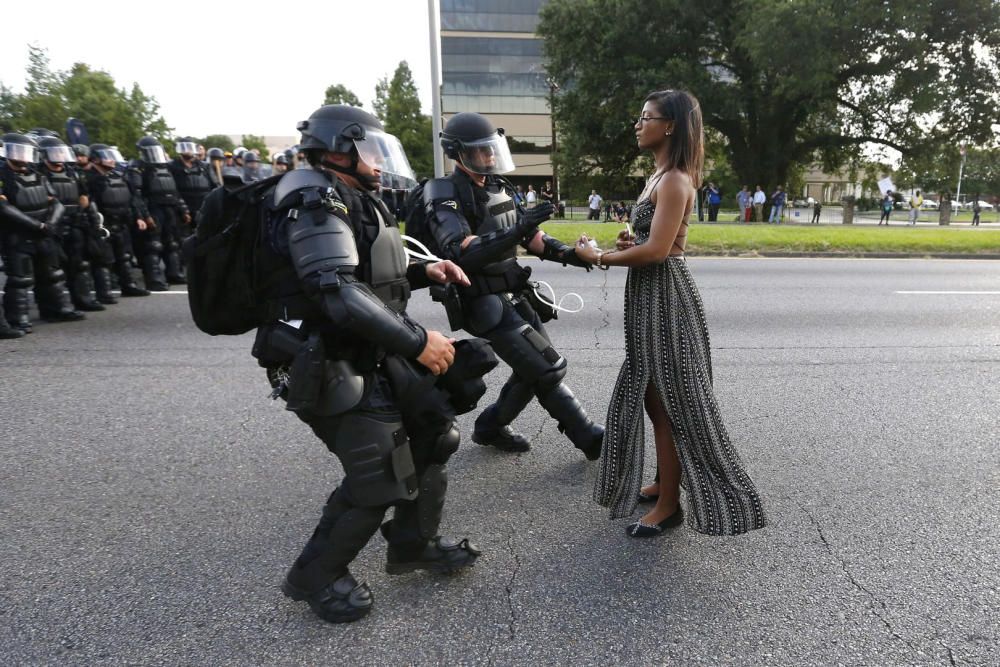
[591,172,691,268]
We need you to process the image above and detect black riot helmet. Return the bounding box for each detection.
[175,137,198,157]
[440,112,515,175]
[296,104,417,191]
[37,135,75,166]
[89,143,126,170]
[72,143,89,157]
[2,132,41,167]
[28,127,59,139]
[136,135,169,164]
[207,147,225,161]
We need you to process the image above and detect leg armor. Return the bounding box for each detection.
[135,227,167,291]
[108,227,147,295]
[388,423,460,546]
[32,239,82,321]
[2,246,34,331]
[153,205,185,284]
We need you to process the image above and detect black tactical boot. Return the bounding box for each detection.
[0,319,24,339]
[282,561,373,624]
[472,405,531,452]
[93,267,118,304]
[563,421,604,461]
[70,270,105,311]
[384,533,481,576]
[537,382,604,460]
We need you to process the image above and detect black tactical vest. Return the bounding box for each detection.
[172,160,213,205]
[95,171,133,219]
[142,163,181,205]
[462,177,520,263]
[43,167,82,215]
[8,169,51,221]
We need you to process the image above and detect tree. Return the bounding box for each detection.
[241,134,270,160]
[538,0,1000,191]
[201,134,236,151]
[324,83,362,107]
[1,45,172,155]
[373,61,433,179]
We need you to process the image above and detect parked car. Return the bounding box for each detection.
[921,199,939,210]
[792,196,816,207]
[972,200,994,211]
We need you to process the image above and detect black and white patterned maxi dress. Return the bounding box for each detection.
[593,199,766,535]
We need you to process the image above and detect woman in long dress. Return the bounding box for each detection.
[574,90,766,538]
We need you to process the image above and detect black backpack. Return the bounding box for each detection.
[182,174,282,336]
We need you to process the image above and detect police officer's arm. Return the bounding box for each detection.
[287,188,427,358]
[423,179,549,272]
[0,196,52,236]
[529,230,593,269]
[124,170,151,221]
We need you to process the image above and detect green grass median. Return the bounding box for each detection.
[536,222,1000,256]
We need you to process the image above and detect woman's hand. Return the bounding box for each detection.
[616,229,635,250]
[574,235,600,264]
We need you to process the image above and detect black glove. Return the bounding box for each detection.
[515,201,554,238]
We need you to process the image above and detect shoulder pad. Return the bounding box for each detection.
[273,168,333,208]
[423,178,457,204]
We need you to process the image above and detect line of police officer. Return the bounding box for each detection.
[0,131,257,338]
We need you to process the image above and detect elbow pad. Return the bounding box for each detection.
[539,233,592,269]
[321,277,426,358]
[286,192,359,281]
[0,200,46,235]
[424,179,471,262]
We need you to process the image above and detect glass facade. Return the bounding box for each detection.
[441,0,545,32]
[441,36,549,115]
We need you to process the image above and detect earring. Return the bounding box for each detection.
[665,132,672,136]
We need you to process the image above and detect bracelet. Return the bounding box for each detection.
[596,250,609,270]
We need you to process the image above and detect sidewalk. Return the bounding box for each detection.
[703,207,998,228]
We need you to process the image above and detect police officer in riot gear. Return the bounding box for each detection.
[254,105,486,623]
[273,153,290,174]
[127,136,189,287]
[206,147,226,188]
[72,144,90,170]
[0,133,84,331]
[168,138,214,228]
[87,144,150,298]
[241,151,263,182]
[37,135,109,311]
[423,112,603,458]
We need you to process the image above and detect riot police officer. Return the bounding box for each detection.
[423,112,603,458]
[127,136,189,287]
[168,138,214,228]
[206,147,226,188]
[37,136,106,311]
[86,144,150,298]
[273,153,290,174]
[253,105,485,623]
[0,133,84,331]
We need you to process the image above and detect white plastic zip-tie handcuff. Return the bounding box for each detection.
[401,234,585,315]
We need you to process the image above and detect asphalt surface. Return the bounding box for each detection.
[1,258,998,666]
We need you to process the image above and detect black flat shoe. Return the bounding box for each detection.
[625,506,684,538]
[637,490,659,504]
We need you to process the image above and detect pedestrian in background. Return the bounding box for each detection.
[737,185,751,223]
[768,185,786,223]
[811,198,822,224]
[525,184,537,208]
[706,182,721,221]
[752,185,765,222]
[908,190,923,225]
[971,195,981,226]
[879,192,893,225]
[588,190,602,220]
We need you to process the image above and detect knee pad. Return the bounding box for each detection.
[535,362,568,390]
[429,423,460,464]
[6,273,34,289]
[149,240,164,254]
[494,323,566,385]
[325,413,419,507]
[75,259,91,272]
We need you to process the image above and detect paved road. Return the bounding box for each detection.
[1,258,998,666]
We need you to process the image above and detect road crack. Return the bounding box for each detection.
[228,406,253,446]
[593,269,610,349]
[791,495,927,660]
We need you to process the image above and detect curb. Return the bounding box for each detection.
[688,251,1000,260]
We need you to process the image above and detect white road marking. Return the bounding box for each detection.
[895,290,1000,295]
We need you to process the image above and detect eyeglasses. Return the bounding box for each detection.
[635,116,669,124]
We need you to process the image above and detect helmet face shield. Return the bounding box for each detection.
[4,142,40,164]
[352,130,417,190]
[456,132,515,175]
[141,145,169,164]
[93,148,125,165]
[43,145,75,163]
[175,141,198,156]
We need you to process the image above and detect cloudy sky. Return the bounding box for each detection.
[0,0,435,138]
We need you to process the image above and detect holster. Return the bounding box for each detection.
[430,282,465,332]
[458,258,531,298]
[523,281,558,323]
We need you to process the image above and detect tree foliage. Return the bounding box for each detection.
[241,134,270,161]
[538,0,1000,192]
[374,61,433,179]
[201,134,236,151]
[324,83,362,107]
[0,45,172,154]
